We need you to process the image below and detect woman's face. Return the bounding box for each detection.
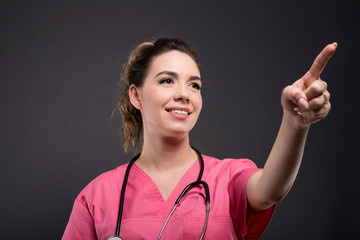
[131,50,202,139]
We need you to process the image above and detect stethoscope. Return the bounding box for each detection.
[107,147,210,240]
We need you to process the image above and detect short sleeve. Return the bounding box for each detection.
[62,198,97,240]
[226,158,275,239]
[245,203,275,240]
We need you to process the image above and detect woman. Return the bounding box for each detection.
[63,38,337,239]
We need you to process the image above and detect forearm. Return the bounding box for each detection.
[257,113,310,204]
[247,43,336,210]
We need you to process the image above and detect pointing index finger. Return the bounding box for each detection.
[308,42,338,79]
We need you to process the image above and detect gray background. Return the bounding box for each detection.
[1,0,359,239]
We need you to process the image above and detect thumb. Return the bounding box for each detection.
[297,97,309,110]
[282,85,309,111]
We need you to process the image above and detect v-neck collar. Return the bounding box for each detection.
[131,159,201,206]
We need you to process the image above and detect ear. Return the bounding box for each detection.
[129,84,142,110]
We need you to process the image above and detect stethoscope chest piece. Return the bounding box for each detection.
[107,236,123,240]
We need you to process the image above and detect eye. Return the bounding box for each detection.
[189,82,201,90]
[159,78,174,84]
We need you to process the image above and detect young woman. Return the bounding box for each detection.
[63,38,337,239]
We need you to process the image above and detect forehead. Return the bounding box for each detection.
[147,50,200,77]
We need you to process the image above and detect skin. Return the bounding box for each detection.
[247,43,337,210]
[129,50,203,201]
[129,43,337,210]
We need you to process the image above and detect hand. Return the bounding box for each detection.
[281,43,337,129]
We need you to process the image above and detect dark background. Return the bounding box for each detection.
[1,0,359,239]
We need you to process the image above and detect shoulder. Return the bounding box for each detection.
[203,154,259,174]
[202,154,261,189]
[75,163,129,206]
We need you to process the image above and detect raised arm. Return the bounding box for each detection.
[247,43,338,211]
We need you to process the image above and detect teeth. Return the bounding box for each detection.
[171,110,188,115]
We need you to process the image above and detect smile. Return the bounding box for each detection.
[166,107,192,116]
[170,110,189,115]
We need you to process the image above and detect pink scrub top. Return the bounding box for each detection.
[63,155,275,240]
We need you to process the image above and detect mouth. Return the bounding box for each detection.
[169,109,190,115]
[166,107,192,115]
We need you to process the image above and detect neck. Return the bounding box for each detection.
[137,133,197,172]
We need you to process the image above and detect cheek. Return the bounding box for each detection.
[141,87,170,109]
[193,94,203,112]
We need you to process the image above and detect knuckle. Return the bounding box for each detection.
[326,102,332,111]
[322,80,328,89]
[282,85,292,93]
[310,97,322,108]
[315,97,323,106]
[312,82,323,93]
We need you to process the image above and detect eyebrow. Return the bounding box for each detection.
[154,71,201,81]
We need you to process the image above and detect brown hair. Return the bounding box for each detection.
[117,38,199,152]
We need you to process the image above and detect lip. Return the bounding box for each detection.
[165,106,192,115]
[165,106,192,120]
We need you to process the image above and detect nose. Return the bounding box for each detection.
[174,83,190,103]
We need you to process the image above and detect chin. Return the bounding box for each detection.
[162,127,192,139]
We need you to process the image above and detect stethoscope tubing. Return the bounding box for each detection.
[110,146,209,239]
[115,153,140,236]
[157,180,210,240]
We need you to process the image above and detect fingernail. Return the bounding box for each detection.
[332,42,338,48]
[294,107,299,112]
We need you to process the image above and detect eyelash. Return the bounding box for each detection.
[159,78,173,84]
[190,82,201,90]
[159,78,201,90]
